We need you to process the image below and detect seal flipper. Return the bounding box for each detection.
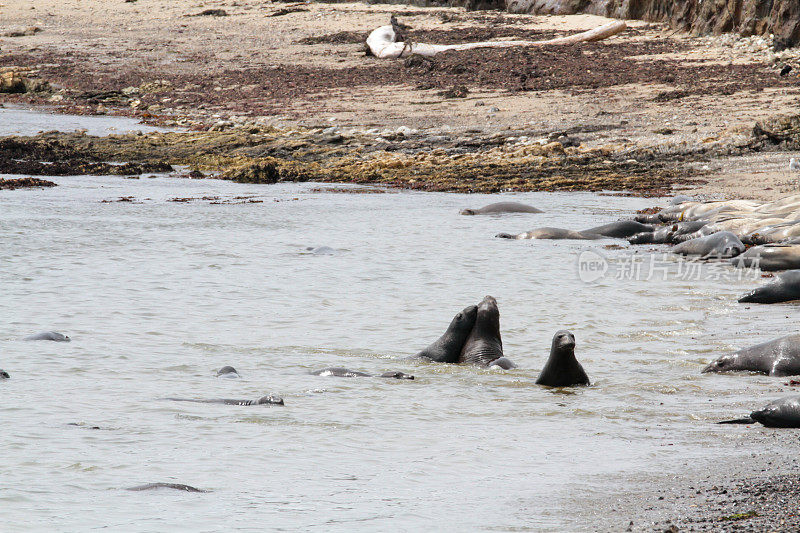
[718,417,756,424]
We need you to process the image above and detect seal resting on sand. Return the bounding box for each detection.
[702,334,800,377]
[497,220,652,240]
[535,330,590,387]
[460,296,516,368]
[460,202,543,215]
[126,483,208,492]
[719,396,800,427]
[23,331,70,342]
[311,367,414,379]
[672,231,745,258]
[739,270,800,303]
[731,245,800,271]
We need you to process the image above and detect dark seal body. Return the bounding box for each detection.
[703,334,800,377]
[23,331,70,342]
[312,367,414,379]
[216,366,240,378]
[739,270,800,303]
[583,220,653,238]
[460,202,543,215]
[720,396,800,428]
[0,370,9,379]
[535,330,590,387]
[414,305,477,363]
[459,296,508,367]
[731,245,800,271]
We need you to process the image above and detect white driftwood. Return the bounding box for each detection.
[366,20,627,59]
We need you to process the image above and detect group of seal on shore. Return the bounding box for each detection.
[471,196,800,425]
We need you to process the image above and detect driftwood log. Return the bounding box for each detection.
[366,20,627,59]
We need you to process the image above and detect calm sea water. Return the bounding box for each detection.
[1,111,796,532]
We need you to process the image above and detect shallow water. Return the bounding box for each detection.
[1,147,797,530]
[0,106,173,136]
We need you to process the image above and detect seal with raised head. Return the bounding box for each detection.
[414,305,477,363]
[673,231,745,258]
[535,330,590,387]
[459,296,516,368]
[165,395,284,406]
[23,331,70,342]
[719,396,800,427]
[702,334,800,376]
[460,202,543,215]
[216,366,240,378]
[311,367,414,379]
[739,270,800,304]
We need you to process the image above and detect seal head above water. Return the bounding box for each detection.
[414,305,477,363]
[23,331,70,342]
[535,330,590,387]
[459,296,510,367]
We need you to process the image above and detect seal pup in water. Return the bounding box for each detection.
[164,395,284,406]
[719,396,800,427]
[414,305,477,363]
[460,202,543,215]
[23,331,70,342]
[126,483,209,492]
[535,330,590,387]
[311,367,414,379]
[739,270,800,303]
[460,296,516,369]
[702,334,800,377]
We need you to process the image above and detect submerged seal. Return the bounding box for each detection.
[535,330,590,387]
[719,396,800,428]
[673,231,745,258]
[311,367,414,379]
[126,483,209,492]
[496,227,600,240]
[216,366,240,378]
[165,395,284,406]
[23,331,70,342]
[460,296,515,368]
[460,202,543,216]
[739,270,800,304]
[702,334,800,377]
[414,305,477,363]
[0,370,9,379]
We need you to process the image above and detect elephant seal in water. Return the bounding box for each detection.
[535,330,590,387]
[414,305,477,363]
[165,395,284,406]
[23,331,70,342]
[702,334,800,376]
[739,270,800,303]
[0,370,9,379]
[126,483,208,492]
[460,296,516,368]
[311,367,414,379]
[497,220,652,240]
[731,244,800,271]
[672,231,745,258]
[216,366,240,378]
[719,396,800,427]
[460,202,543,215]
